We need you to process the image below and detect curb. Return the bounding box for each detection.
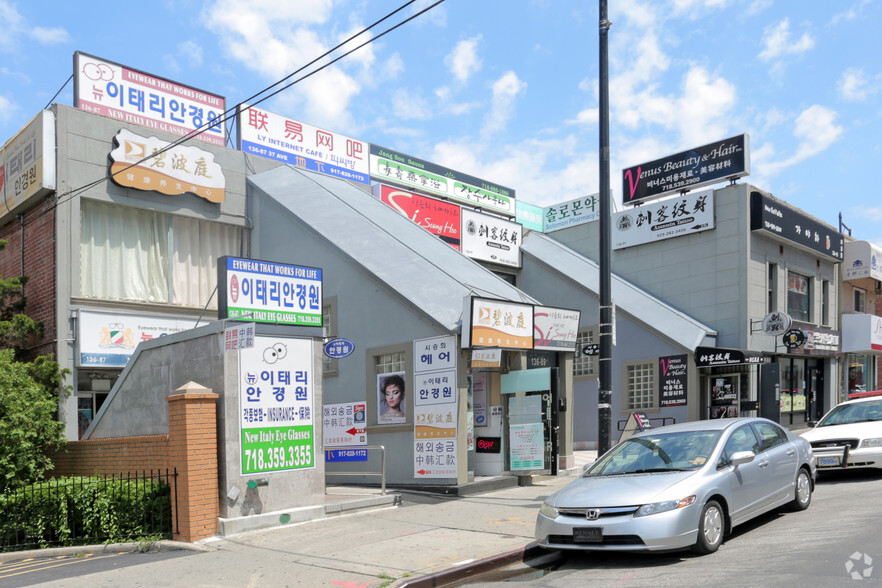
[0,539,210,563]
[397,543,565,588]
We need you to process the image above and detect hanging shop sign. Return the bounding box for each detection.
[369,144,516,217]
[237,104,369,184]
[238,336,315,475]
[74,51,226,145]
[544,193,601,232]
[375,184,461,249]
[787,323,841,356]
[622,134,749,206]
[782,329,807,350]
[843,241,882,281]
[0,110,56,224]
[516,200,545,232]
[461,208,522,268]
[218,256,322,326]
[659,354,687,407]
[762,312,792,336]
[613,189,714,249]
[323,338,355,359]
[471,348,502,368]
[841,314,882,353]
[108,128,226,202]
[694,346,769,367]
[463,297,533,350]
[749,191,844,261]
[533,306,581,352]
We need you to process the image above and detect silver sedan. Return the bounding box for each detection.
[535,418,815,554]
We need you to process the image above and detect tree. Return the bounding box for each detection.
[0,239,68,492]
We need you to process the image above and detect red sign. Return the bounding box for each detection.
[379,185,461,250]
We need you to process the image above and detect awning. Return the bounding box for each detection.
[695,346,769,367]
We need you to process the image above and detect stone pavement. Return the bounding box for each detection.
[3,451,596,588]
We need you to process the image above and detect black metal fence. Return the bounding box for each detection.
[0,469,177,552]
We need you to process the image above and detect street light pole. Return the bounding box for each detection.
[598,0,613,456]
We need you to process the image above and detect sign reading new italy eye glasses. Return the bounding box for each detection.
[239,336,314,475]
[74,51,226,146]
[218,256,323,326]
[622,134,749,206]
[237,104,370,184]
[369,144,516,217]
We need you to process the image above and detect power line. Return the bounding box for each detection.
[47,0,446,214]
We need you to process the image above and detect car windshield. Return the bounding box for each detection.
[818,399,882,427]
[586,430,723,476]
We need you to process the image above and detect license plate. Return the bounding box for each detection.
[573,527,602,543]
[817,456,841,467]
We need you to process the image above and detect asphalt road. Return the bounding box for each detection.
[466,468,882,587]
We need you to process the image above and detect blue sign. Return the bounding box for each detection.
[325,448,368,462]
[324,338,355,359]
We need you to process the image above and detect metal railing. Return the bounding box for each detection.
[0,469,177,552]
[323,445,386,495]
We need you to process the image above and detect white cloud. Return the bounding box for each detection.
[0,94,18,124]
[746,0,772,16]
[832,0,872,25]
[758,19,814,62]
[382,53,404,80]
[566,108,599,127]
[670,0,731,17]
[481,71,526,136]
[0,1,69,51]
[445,35,482,83]
[391,88,432,120]
[838,67,872,101]
[760,105,843,177]
[30,26,69,45]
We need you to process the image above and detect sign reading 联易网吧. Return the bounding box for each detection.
[622,134,749,206]
[74,51,225,146]
[218,256,322,326]
[237,105,369,184]
[369,144,516,217]
[239,336,314,475]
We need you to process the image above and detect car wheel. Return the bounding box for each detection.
[790,468,812,511]
[691,500,724,554]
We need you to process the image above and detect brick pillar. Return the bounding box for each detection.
[167,382,219,543]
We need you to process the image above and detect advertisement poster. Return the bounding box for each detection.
[378,371,407,424]
[78,310,191,367]
[323,401,366,447]
[377,184,461,249]
[710,374,739,419]
[414,335,458,478]
[460,208,522,268]
[533,306,580,351]
[239,336,314,475]
[238,104,369,184]
[659,354,687,407]
[509,423,545,471]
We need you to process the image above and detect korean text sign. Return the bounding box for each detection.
[238,104,369,184]
[74,52,225,146]
[239,336,314,475]
[218,256,323,326]
[413,335,458,479]
[378,184,462,249]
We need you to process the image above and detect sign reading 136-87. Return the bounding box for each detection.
[239,336,315,475]
[218,256,323,326]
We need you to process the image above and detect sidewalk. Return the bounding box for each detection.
[4,451,596,587]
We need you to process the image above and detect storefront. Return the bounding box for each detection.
[776,324,840,426]
[842,312,882,401]
[695,346,769,421]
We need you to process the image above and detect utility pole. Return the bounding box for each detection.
[598,0,613,456]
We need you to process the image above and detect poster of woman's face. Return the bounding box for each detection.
[378,371,406,424]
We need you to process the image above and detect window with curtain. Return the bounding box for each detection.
[81,200,241,308]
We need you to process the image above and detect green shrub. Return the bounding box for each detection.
[0,475,173,551]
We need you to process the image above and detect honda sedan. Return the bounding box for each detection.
[535,418,815,554]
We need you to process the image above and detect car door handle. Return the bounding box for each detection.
[758,460,770,468]
[786,449,796,456]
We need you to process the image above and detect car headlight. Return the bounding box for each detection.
[634,495,696,517]
[860,438,882,448]
[539,503,559,518]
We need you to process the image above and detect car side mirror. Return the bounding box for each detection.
[730,450,755,467]
[806,420,818,428]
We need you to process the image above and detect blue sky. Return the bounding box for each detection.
[2,0,880,244]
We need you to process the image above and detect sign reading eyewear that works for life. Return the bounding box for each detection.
[613,189,715,250]
[1,110,56,223]
[749,191,844,261]
[77,310,191,367]
[218,256,322,326]
[239,336,315,475]
[73,51,225,146]
[375,184,462,249]
[533,306,581,352]
[622,134,749,206]
[694,346,769,367]
[108,129,225,203]
[659,354,687,407]
[369,144,516,217]
[544,193,601,232]
[237,104,369,184]
[466,297,534,350]
[461,208,522,268]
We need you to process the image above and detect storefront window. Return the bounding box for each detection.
[786,272,811,322]
[781,359,805,413]
[848,355,872,393]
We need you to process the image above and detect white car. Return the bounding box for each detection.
[800,396,882,470]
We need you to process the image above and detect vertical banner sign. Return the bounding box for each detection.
[0,110,56,224]
[237,104,369,184]
[659,354,687,407]
[239,336,315,475]
[413,335,458,478]
[218,256,323,325]
[74,51,226,146]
